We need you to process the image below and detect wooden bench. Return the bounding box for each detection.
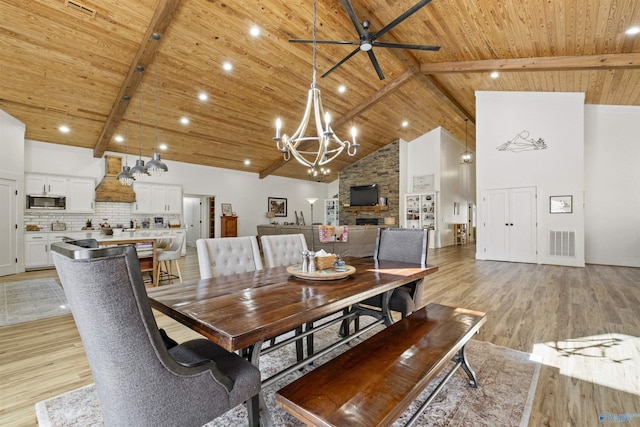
[275,303,487,427]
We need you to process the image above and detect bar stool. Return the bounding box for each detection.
[155,234,185,285]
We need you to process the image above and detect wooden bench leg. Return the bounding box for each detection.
[453,343,478,388]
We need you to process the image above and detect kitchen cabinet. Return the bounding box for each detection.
[24,233,49,269]
[133,183,182,214]
[25,174,67,196]
[221,216,237,237]
[66,178,95,212]
[324,198,339,226]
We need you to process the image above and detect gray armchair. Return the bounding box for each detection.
[355,228,429,327]
[51,240,260,427]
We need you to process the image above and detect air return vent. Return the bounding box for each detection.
[548,230,576,257]
[64,0,96,18]
[45,105,69,115]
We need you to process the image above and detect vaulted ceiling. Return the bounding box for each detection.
[1,0,639,181]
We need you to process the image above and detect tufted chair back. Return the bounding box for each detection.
[51,240,260,426]
[196,236,263,279]
[261,233,308,268]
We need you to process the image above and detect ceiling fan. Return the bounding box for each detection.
[289,0,440,80]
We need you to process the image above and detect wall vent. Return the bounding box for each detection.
[45,105,69,115]
[548,230,576,257]
[65,0,97,18]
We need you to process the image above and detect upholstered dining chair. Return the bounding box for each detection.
[260,233,308,268]
[355,227,429,327]
[51,240,261,427]
[196,236,263,279]
[155,233,185,285]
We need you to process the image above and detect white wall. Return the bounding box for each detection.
[476,91,585,267]
[401,127,476,247]
[584,105,640,267]
[24,140,329,237]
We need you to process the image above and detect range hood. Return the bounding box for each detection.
[94,156,137,203]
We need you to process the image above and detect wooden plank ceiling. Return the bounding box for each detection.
[1,0,639,181]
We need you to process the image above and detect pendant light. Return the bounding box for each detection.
[272,0,359,168]
[131,65,147,179]
[144,33,168,176]
[117,96,135,186]
[460,118,474,164]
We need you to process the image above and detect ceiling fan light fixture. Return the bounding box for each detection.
[360,42,372,51]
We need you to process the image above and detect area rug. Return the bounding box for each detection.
[0,278,70,326]
[35,321,540,427]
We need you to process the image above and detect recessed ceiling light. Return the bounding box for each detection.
[244,159,251,166]
[159,143,168,151]
[401,121,409,128]
[180,117,189,125]
[114,135,124,142]
[59,125,70,133]
[198,92,208,101]
[222,61,233,71]
[338,85,346,94]
[249,25,261,37]
[490,71,499,79]
[626,26,640,35]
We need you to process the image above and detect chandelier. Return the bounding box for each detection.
[460,118,474,164]
[273,0,359,168]
[308,167,330,181]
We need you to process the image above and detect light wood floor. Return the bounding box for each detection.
[1,245,639,426]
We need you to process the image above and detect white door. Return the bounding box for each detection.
[509,187,537,263]
[183,197,202,247]
[0,178,17,276]
[482,187,537,263]
[483,190,510,261]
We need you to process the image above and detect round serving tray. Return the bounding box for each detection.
[286,264,356,281]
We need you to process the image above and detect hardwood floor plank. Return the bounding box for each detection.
[1,245,639,426]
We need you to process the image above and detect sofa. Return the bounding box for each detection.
[256,224,378,258]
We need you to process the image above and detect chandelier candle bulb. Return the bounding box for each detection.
[324,112,331,134]
[275,118,281,140]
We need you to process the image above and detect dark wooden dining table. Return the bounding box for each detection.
[147,257,439,354]
[147,257,438,426]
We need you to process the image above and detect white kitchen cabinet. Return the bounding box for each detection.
[24,233,49,268]
[132,183,153,213]
[133,183,182,214]
[25,174,67,196]
[324,198,339,226]
[67,178,95,212]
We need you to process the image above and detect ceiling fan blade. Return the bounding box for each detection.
[290,39,360,46]
[373,41,440,51]
[340,0,365,36]
[373,0,433,41]
[367,50,385,80]
[321,47,361,78]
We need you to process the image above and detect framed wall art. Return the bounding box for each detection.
[412,174,434,193]
[221,203,233,216]
[550,195,572,214]
[268,197,287,217]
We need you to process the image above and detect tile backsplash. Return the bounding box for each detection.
[24,202,181,231]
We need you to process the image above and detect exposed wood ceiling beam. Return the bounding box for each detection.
[420,53,640,74]
[93,0,182,158]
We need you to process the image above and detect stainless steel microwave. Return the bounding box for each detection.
[27,195,66,210]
